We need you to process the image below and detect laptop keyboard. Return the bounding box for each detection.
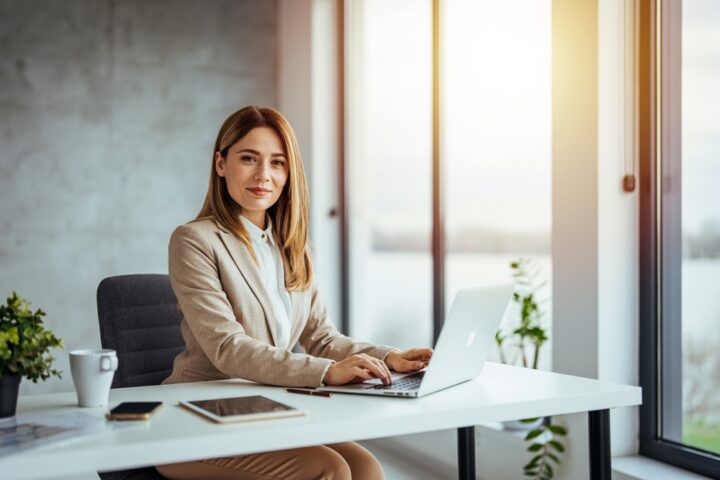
[371,371,425,391]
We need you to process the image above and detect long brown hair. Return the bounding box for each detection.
[196,106,313,291]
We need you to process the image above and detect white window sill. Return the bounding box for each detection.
[613,455,712,480]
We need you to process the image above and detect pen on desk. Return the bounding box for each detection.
[286,388,332,397]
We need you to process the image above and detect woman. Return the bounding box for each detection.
[156,106,433,480]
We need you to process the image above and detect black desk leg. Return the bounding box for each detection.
[588,409,611,480]
[457,426,475,480]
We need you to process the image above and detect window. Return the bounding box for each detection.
[345,0,552,365]
[345,0,551,368]
[443,0,552,367]
[639,0,720,475]
[346,0,433,349]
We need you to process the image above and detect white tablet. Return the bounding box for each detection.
[178,395,306,424]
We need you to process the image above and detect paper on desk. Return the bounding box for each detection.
[0,411,139,458]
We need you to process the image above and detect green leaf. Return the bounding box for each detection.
[525,453,542,469]
[525,428,545,441]
[548,425,567,435]
[7,327,19,344]
[549,440,565,453]
[548,452,561,464]
[520,417,540,423]
[528,443,544,452]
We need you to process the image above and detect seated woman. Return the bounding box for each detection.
[155,106,432,480]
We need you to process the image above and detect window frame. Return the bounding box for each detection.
[638,0,720,475]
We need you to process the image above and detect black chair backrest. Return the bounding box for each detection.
[96,274,185,388]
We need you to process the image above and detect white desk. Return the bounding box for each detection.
[1,363,641,480]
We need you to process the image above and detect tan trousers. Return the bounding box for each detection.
[155,442,385,480]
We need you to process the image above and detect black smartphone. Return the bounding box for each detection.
[107,402,163,421]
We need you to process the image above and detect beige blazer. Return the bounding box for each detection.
[162,218,394,388]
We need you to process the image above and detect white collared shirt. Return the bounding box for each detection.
[240,216,293,350]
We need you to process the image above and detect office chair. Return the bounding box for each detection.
[96,274,185,480]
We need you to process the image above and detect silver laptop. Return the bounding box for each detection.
[317,283,515,398]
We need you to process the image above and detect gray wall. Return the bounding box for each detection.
[0,0,278,395]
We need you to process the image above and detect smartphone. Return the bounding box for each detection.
[107,402,163,420]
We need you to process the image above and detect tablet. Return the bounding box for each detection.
[178,395,306,424]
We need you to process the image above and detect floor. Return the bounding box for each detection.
[360,439,456,480]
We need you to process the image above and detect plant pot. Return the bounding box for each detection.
[501,417,544,431]
[0,374,21,418]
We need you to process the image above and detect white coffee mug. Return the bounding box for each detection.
[69,349,118,407]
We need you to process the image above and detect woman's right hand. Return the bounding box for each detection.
[322,353,392,386]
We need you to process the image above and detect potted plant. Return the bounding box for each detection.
[0,292,63,418]
[495,259,568,480]
[495,259,549,371]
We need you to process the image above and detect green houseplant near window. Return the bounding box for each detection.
[0,292,63,418]
[495,259,568,480]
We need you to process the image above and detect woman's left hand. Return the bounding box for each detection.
[385,348,433,373]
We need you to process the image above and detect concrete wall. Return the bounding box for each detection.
[0,0,278,395]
